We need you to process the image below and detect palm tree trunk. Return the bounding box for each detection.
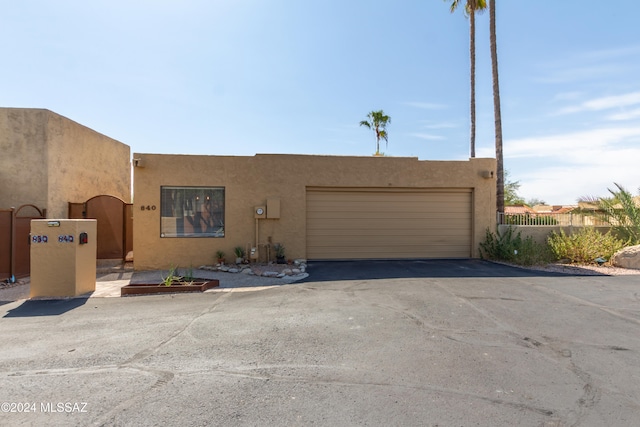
[469,7,476,158]
[489,0,504,214]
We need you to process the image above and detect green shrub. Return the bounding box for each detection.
[547,227,625,264]
[479,227,553,266]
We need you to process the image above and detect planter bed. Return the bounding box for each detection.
[121,279,220,296]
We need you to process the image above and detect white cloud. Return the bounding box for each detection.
[506,126,640,160]
[583,92,640,111]
[557,91,640,115]
[519,159,640,205]
[607,107,640,121]
[408,132,445,141]
[505,126,640,203]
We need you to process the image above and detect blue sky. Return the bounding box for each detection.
[2,0,639,205]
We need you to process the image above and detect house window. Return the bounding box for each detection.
[160,186,225,238]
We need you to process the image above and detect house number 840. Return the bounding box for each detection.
[140,205,156,211]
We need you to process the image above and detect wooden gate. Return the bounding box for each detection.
[0,205,46,281]
[69,195,133,260]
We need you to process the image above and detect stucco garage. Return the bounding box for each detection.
[306,188,472,259]
[132,154,496,270]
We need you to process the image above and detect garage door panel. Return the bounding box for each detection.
[307,209,470,220]
[306,189,472,259]
[307,213,471,223]
[308,199,470,210]
[310,245,471,259]
[308,224,471,235]
[308,228,471,238]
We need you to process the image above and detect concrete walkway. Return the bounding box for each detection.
[1,267,309,302]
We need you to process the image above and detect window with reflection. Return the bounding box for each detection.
[160,186,225,237]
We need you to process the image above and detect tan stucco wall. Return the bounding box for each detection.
[0,109,49,209]
[0,108,131,217]
[133,153,497,270]
[30,219,97,297]
[497,225,614,245]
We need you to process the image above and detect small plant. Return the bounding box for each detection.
[273,243,286,263]
[234,246,246,264]
[183,264,195,282]
[479,227,553,266]
[273,243,285,257]
[160,265,182,286]
[216,250,225,263]
[547,227,625,264]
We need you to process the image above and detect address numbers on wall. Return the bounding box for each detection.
[140,205,157,211]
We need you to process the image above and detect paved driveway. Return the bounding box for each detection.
[1,260,639,426]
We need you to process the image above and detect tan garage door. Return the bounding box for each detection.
[306,188,472,259]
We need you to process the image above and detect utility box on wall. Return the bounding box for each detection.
[30,219,97,298]
[267,199,280,219]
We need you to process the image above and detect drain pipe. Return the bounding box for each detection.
[251,218,259,261]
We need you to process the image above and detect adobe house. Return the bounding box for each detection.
[133,153,496,270]
[0,108,131,217]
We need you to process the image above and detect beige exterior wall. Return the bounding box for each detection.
[30,219,97,297]
[133,153,497,270]
[0,108,131,217]
[497,224,613,245]
[0,109,49,210]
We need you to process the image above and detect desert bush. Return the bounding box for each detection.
[547,227,625,264]
[479,227,553,266]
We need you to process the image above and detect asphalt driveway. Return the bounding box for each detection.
[299,259,570,281]
[1,260,639,426]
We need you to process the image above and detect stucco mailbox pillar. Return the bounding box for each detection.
[30,219,97,298]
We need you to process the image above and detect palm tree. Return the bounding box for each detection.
[489,0,505,215]
[597,184,640,245]
[360,110,391,155]
[447,0,487,158]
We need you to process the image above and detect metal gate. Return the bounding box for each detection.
[69,195,133,260]
[0,204,46,281]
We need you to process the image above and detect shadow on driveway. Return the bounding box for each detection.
[299,259,573,282]
[3,298,89,317]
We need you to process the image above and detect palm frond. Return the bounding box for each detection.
[598,183,640,244]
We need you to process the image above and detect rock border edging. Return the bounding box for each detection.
[199,259,307,279]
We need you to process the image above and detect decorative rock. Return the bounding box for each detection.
[612,245,640,269]
[228,268,239,273]
[219,266,229,272]
[282,269,293,275]
[294,259,307,266]
[277,273,286,278]
[241,268,254,275]
[292,268,301,275]
[262,271,279,278]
